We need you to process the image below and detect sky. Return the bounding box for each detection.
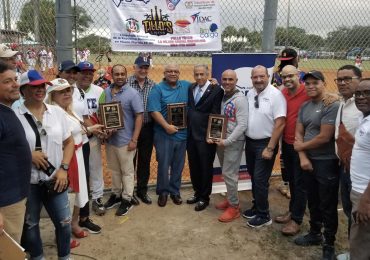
[1,0,369,39]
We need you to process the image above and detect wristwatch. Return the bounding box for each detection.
[60,163,69,171]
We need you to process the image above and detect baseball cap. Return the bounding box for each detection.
[0,43,18,58]
[77,61,96,71]
[303,70,325,82]
[47,78,72,94]
[134,56,150,67]
[278,48,298,61]
[58,60,80,72]
[19,70,52,87]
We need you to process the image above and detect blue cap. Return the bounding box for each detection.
[77,61,96,71]
[19,70,51,87]
[134,56,150,67]
[58,60,80,72]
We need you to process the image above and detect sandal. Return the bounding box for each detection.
[72,229,89,238]
[70,239,80,249]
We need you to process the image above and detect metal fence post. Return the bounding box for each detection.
[55,0,73,64]
[262,0,278,52]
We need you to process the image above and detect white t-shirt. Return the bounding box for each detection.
[246,84,287,139]
[351,115,370,193]
[84,84,104,115]
[15,103,71,184]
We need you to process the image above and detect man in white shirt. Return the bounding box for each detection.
[350,78,370,260]
[334,65,362,259]
[244,65,287,228]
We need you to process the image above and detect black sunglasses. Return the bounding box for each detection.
[254,95,259,108]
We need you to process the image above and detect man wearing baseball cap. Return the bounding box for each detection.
[0,44,18,71]
[72,61,106,226]
[293,70,340,259]
[58,60,81,85]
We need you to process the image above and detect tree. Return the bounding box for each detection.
[17,0,92,46]
[76,34,110,53]
[326,26,370,51]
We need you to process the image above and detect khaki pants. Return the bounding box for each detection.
[0,198,26,243]
[350,190,370,260]
[106,144,135,201]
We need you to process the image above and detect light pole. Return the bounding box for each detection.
[285,0,291,48]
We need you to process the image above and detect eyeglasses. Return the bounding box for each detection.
[165,70,179,74]
[354,90,370,98]
[254,95,259,108]
[36,120,47,136]
[280,73,296,80]
[334,77,359,84]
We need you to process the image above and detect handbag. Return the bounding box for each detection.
[24,113,69,196]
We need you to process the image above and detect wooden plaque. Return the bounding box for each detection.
[167,102,187,129]
[99,101,124,130]
[207,114,227,140]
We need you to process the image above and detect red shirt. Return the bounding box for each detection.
[282,84,310,144]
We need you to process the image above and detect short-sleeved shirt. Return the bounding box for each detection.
[101,84,144,147]
[15,103,72,184]
[298,100,340,160]
[127,75,155,124]
[0,104,32,207]
[246,84,287,139]
[351,115,370,193]
[282,84,310,144]
[147,80,191,141]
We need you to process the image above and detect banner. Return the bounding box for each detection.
[107,0,222,52]
[211,53,277,194]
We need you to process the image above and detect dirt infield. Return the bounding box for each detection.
[40,179,349,260]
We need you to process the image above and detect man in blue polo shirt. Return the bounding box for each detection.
[0,61,31,242]
[101,64,144,216]
[148,63,191,207]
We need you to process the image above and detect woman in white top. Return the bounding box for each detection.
[45,78,103,241]
[15,70,74,260]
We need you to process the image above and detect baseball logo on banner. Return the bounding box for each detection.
[107,0,222,52]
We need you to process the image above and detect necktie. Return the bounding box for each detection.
[194,87,203,104]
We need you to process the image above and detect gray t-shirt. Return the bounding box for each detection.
[298,100,340,160]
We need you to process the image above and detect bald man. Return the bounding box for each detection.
[244,65,287,228]
[212,69,248,222]
[274,65,310,235]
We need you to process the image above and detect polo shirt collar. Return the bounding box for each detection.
[109,83,127,94]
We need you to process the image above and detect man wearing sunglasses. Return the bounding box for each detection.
[333,65,362,260]
[350,78,370,260]
[244,65,287,228]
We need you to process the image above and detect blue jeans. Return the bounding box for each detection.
[282,141,307,224]
[21,184,71,260]
[245,137,278,218]
[154,132,186,196]
[340,165,352,238]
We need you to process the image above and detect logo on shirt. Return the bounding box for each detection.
[224,102,236,122]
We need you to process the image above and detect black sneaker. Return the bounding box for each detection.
[79,218,101,234]
[104,194,121,210]
[115,199,133,216]
[92,198,106,216]
[242,207,257,219]
[130,194,140,206]
[247,216,272,228]
[294,232,323,246]
[322,245,335,260]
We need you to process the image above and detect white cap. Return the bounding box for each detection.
[46,78,72,94]
[0,44,18,58]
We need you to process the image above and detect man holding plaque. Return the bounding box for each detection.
[244,66,286,228]
[128,56,156,205]
[187,64,223,211]
[101,64,144,216]
[148,63,191,207]
[209,69,248,222]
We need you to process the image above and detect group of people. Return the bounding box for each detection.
[0,43,369,260]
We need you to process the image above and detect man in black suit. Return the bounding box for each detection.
[187,64,224,211]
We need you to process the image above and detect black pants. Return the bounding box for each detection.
[305,158,339,245]
[339,164,352,238]
[281,141,307,224]
[80,142,90,218]
[134,123,154,195]
[245,137,278,218]
[187,138,217,202]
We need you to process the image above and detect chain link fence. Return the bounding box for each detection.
[1,0,370,185]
